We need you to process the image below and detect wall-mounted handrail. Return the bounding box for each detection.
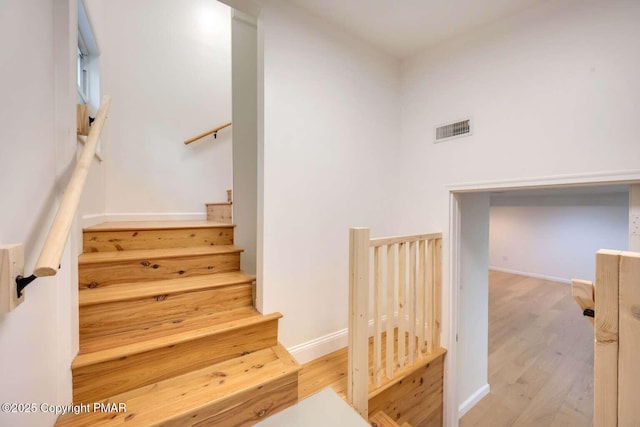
[184,122,231,145]
[15,95,112,296]
[348,227,443,418]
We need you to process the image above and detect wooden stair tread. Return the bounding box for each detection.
[58,344,300,427]
[79,271,255,306]
[370,410,403,427]
[84,220,234,231]
[79,245,243,265]
[74,308,282,367]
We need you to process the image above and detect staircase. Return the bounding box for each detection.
[57,220,300,426]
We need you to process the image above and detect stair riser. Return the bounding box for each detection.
[79,284,254,343]
[72,318,279,403]
[164,373,298,427]
[368,355,444,427]
[83,227,234,253]
[78,253,241,289]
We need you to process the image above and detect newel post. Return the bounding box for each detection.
[348,227,370,418]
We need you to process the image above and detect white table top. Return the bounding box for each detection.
[255,388,371,426]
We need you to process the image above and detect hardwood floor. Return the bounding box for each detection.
[460,271,594,427]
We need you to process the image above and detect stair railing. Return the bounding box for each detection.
[572,250,640,427]
[348,227,442,417]
[15,95,111,297]
[184,122,231,145]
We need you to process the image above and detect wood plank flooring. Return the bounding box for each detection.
[460,271,594,427]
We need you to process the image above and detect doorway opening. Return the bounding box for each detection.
[448,176,639,427]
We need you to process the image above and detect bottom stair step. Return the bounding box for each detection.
[57,344,301,427]
[370,410,411,427]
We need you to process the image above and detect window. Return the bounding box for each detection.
[77,36,89,103]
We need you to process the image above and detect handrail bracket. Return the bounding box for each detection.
[16,274,37,298]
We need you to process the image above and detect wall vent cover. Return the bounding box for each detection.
[434,118,472,143]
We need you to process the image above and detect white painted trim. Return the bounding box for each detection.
[102,212,206,222]
[81,213,106,229]
[448,169,640,193]
[287,315,394,364]
[446,192,462,427]
[288,328,348,364]
[458,383,490,418]
[218,0,261,17]
[447,170,640,427]
[488,267,571,284]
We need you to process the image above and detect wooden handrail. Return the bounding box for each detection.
[34,95,111,277]
[184,122,231,145]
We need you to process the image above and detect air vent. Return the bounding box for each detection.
[434,119,472,143]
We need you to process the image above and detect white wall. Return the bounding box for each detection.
[400,0,640,420]
[232,11,258,275]
[457,193,490,416]
[260,0,402,358]
[86,0,233,218]
[630,185,640,251]
[490,192,629,283]
[0,0,80,425]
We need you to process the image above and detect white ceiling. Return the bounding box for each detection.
[284,0,546,58]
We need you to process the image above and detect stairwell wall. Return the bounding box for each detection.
[85,0,233,220]
[259,0,403,359]
[398,0,640,419]
[0,0,82,425]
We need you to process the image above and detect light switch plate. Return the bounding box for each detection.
[0,244,25,313]
[631,215,640,237]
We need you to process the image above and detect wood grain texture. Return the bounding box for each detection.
[184,122,231,145]
[58,345,300,427]
[370,233,443,248]
[374,245,383,387]
[299,329,446,403]
[79,287,254,345]
[398,242,406,370]
[206,203,232,224]
[34,95,111,277]
[76,104,90,136]
[571,278,595,325]
[387,244,396,380]
[617,252,640,425]
[78,246,242,288]
[368,354,444,427]
[348,228,370,417]
[79,271,255,306]
[433,239,442,348]
[371,410,402,427]
[594,250,620,427]
[461,271,594,427]
[83,226,234,252]
[72,316,280,403]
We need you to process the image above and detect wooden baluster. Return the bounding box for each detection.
[348,228,370,417]
[594,250,620,427]
[417,239,426,358]
[434,238,442,349]
[408,241,416,365]
[386,244,395,379]
[374,246,382,387]
[427,239,435,353]
[398,242,406,370]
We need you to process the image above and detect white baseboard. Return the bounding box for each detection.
[287,328,348,364]
[489,266,571,284]
[287,315,394,364]
[81,213,107,229]
[458,383,490,418]
[81,212,206,228]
